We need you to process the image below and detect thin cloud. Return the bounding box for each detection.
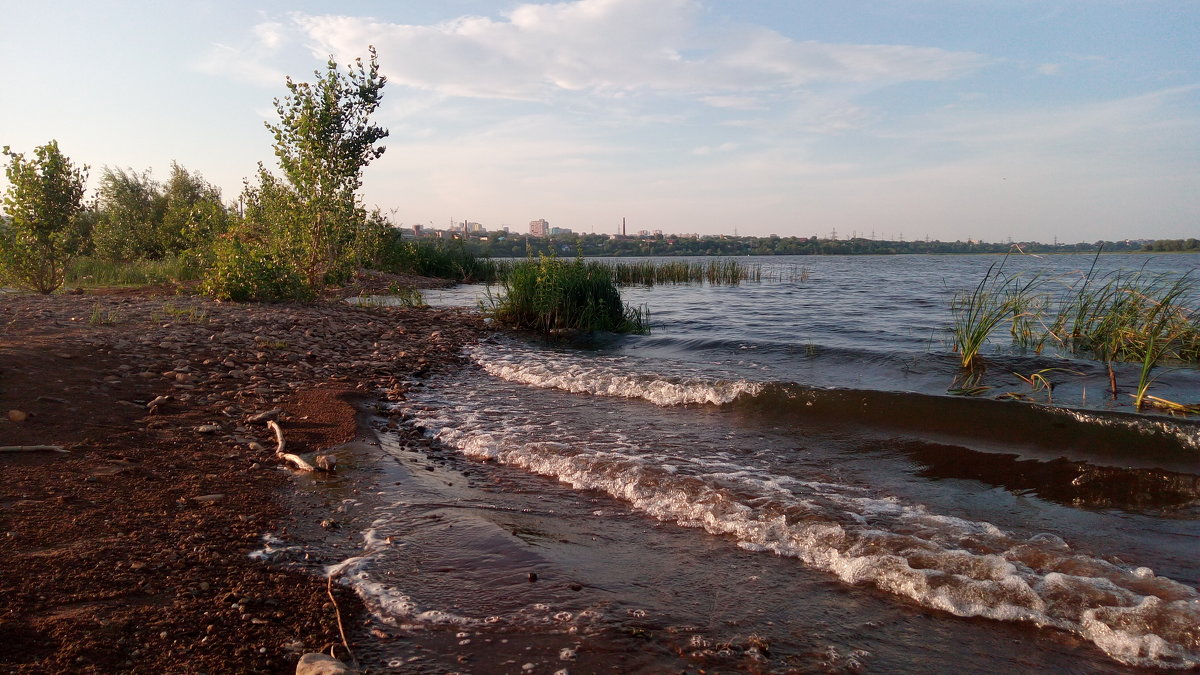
[281,0,985,101]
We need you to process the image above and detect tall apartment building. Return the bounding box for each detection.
[529,219,550,237]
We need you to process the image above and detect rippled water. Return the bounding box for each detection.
[338,253,1200,671]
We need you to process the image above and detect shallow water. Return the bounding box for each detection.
[339,253,1200,671]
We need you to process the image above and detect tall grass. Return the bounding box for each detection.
[951,258,1199,409]
[485,256,648,335]
[66,255,203,286]
[949,258,1042,370]
[604,259,758,286]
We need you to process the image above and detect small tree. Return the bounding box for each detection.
[260,45,388,287]
[0,141,89,293]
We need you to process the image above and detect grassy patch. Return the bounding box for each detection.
[66,255,202,287]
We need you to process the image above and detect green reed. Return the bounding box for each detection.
[950,258,1036,370]
[603,259,758,286]
[951,257,1199,410]
[485,255,648,335]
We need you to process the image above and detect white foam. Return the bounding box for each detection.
[406,404,1200,669]
[468,342,763,407]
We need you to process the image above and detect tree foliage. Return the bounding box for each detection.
[0,141,89,293]
[224,46,389,297]
[93,162,228,262]
[93,167,165,261]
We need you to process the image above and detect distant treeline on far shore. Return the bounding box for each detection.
[446,232,1198,258]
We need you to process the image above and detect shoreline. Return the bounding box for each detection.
[0,280,482,673]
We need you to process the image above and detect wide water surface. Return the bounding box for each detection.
[337,253,1199,671]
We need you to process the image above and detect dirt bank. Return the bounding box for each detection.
[0,280,482,673]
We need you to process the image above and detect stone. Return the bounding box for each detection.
[7,410,28,423]
[296,652,357,675]
[195,424,221,434]
[315,454,337,472]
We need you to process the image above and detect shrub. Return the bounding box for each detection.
[201,239,311,302]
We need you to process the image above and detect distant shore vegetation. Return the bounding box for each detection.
[445,232,1189,259]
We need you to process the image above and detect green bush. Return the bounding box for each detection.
[486,255,647,335]
[201,239,312,302]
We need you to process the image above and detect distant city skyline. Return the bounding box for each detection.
[1,1,1197,243]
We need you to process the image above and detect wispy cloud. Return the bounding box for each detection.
[216,0,985,104]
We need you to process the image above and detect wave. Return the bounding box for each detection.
[469,342,1200,467]
[406,415,1200,670]
[471,343,764,406]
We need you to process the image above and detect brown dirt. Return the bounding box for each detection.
[0,279,482,673]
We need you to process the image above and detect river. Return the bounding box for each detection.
[333,253,1200,672]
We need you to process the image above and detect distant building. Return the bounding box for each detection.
[530,219,550,237]
[412,224,423,237]
[550,227,572,235]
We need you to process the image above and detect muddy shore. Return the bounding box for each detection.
[0,278,482,673]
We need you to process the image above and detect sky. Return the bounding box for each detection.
[1,0,1197,243]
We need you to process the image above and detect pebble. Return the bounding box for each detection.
[7,410,28,423]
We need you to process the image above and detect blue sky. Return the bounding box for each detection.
[1,0,1196,242]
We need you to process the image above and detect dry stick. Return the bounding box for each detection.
[326,572,358,670]
[0,445,68,453]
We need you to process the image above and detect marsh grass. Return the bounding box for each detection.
[485,256,648,335]
[952,256,1199,410]
[603,259,761,286]
[949,258,1040,370]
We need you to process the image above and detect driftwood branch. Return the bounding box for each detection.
[268,419,323,472]
[0,445,68,453]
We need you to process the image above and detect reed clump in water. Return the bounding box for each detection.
[1048,269,1198,407]
[486,255,648,335]
[951,257,1199,410]
[950,259,1043,370]
[605,259,758,286]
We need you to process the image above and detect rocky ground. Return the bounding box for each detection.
[0,277,483,673]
